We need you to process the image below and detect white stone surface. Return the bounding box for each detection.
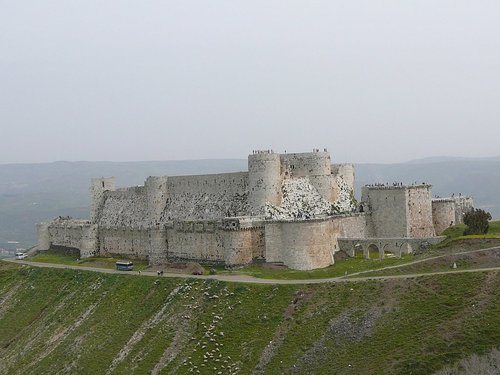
[265,178,335,220]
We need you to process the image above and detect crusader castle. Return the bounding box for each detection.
[36,150,473,270]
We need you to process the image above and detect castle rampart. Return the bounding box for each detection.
[36,149,472,271]
[265,218,335,270]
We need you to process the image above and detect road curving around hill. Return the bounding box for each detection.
[3,247,499,285]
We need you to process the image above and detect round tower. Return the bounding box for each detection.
[36,222,51,250]
[248,151,282,215]
[90,177,115,223]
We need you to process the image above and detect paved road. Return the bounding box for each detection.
[2,247,499,285]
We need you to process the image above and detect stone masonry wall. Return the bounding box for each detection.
[166,228,225,263]
[98,227,150,259]
[362,186,408,238]
[406,186,435,238]
[145,176,169,224]
[162,172,249,220]
[454,196,474,224]
[330,164,356,212]
[432,199,456,235]
[47,225,83,249]
[90,177,115,223]
[98,187,149,227]
[331,214,369,238]
[43,219,98,257]
[265,177,335,220]
[265,219,335,270]
[223,228,265,266]
[36,223,51,250]
[280,152,331,178]
[147,227,169,265]
[331,164,355,194]
[248,152,283,215]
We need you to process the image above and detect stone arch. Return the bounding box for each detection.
[354,243,363,257]
[382,242,399,258]
[365,243,380,259]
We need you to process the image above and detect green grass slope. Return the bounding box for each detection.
[0,262,498,375]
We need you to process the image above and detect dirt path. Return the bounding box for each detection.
[345,246,500,278]
[2,247,499,285]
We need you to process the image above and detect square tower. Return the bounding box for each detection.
[362,184,435,238]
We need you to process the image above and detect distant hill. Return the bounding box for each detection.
[405,156,500,164]
[1,158,499,249]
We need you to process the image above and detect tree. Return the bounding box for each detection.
[463,208,492,235]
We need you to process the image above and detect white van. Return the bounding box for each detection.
[15,252,28,260]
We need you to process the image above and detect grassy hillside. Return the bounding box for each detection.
[0,262,498,374]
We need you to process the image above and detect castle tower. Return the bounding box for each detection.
[280,151,335,202]
[432,199,456,235]
[362,184,435,238]
[36,222,51,251]
[280,151,332,178]
[248,151,283,215]
[90,177,115,223]
[145,176,169,224]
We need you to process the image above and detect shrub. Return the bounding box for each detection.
[463,208,492,235]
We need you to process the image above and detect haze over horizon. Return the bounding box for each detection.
[1,1,499,164]
[2,154,500,167]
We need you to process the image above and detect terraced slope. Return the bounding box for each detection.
[0,262,498,375]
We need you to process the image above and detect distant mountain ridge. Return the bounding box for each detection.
[1,158,499,249]
[404,155,500,164]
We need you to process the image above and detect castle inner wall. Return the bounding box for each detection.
[163,172,250,220]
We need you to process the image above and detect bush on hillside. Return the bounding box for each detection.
[463,208,492,235]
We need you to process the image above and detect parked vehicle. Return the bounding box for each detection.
[115,261,133,271]
[15,252,28,260]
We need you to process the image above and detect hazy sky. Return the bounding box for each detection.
[1,1,499,164]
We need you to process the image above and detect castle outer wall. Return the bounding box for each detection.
[36,150,470,271]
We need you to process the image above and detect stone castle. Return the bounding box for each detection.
[36,150,473,270]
